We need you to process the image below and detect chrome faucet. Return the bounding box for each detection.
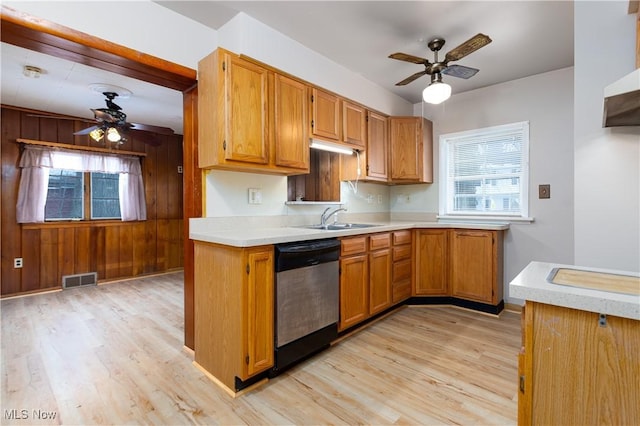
[320,207,347,226]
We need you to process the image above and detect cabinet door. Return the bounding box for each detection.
[389,117,423,181]
[369,248,392,315]
[243,249,274,378]
[342,100,366,149]
[274,74,309,170]
[414,229,448,295]
[311,88,340,141]
[449,230,495,303]
[339,254,368,331]
[527,302,640,425]
[225,55,269,164]
[366,111,388,181]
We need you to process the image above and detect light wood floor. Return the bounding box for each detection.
[1,272,521,425]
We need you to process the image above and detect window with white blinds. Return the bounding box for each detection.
[439,121,529,218]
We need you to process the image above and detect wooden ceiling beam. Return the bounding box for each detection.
[1,5,197,92]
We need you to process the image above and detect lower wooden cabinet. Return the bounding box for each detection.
[449,229,503,305]
[339,231,414,330]
[519,301,640,425]
[339,252,369,330]
[414,229,448,295]
[194,242,274,392]
[391,230,413,303]
[368,233,392,315]
[414,228,504,306]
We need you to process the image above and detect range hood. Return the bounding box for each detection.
[603,68,640,127]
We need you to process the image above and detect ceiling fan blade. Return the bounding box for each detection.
[73,125,100,135]
[442,64,480,79]
[128,122,175,135]
[444,33,492,63]
[91,108,119,123]
[388,52,429,65]
[395,70,429,86]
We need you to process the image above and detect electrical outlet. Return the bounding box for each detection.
[177,166,183,174]
[367,194,374,204]
[248,188,262,204]
[539,184,551,199]
[377,194,383,204]
[14,258,23,268]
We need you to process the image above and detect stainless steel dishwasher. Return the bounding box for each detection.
[272,238,340,373]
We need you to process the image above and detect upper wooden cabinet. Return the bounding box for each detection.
[340,110,388,182]
[198,49,309,175]
[341,115,433,185]
[342,100,367,149]
[366,111,389,181]
[273,74,309,169]
[389,117,433,183]
[311,87,341,141]
[310,89,367,150]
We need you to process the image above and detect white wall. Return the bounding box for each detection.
[405,68,575,303]
[574,1,640,272]
[218,13,412,117]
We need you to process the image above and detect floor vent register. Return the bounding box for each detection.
[62,272,98,289]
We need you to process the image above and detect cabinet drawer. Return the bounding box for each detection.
[393,230,412,245]
[393,244,412,261]
[392,279,411,303]
[369,233,391,251]
[341,236,368,256]
[393,258,412,282]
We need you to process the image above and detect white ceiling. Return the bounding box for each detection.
[1,1,574,135]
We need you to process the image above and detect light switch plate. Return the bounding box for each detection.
[539,184,551,199]
[248,188,262,204]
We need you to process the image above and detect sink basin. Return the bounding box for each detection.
[303,223,379,231]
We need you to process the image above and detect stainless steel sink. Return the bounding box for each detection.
[303,223,379,231]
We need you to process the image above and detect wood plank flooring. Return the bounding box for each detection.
[1,272,521,425]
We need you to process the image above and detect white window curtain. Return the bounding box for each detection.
[16,146,146,223]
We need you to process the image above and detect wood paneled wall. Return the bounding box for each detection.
[1,106,184,296]
[287,150,340,202]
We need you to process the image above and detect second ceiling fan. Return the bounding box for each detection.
[389,33,492,104]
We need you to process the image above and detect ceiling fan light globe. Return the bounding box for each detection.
[106,127,122,143]
[422,81,451,104]
[89,128,104,142]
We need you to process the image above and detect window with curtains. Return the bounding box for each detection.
[16,146,146,223]
[44,170,122,220]
[439,121,529,218]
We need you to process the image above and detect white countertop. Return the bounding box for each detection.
[189,219,509,247]
[510,261,640,320]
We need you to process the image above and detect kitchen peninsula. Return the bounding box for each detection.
[511,262,639,425]
[190,217,508,396]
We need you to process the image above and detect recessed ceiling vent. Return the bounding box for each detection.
[62,272,98,289]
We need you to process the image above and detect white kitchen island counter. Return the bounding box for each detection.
[189,217,509,247]
[510,261,640,320]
